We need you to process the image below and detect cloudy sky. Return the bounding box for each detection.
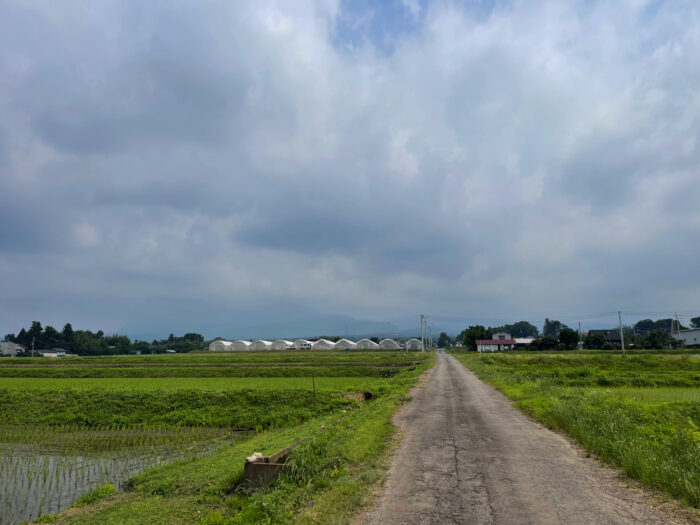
[1,0,699,339]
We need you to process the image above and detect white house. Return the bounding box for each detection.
[476,332,516,352]
[270,339,294,350]
[311,339,335,350]
[231,340,252,351]
[379,338,401,350]
[208,340,234,351]
[334,338,357,350]
[356,338,379,349]
[250,340,273,350]
[293,339,312,350]
[404,338,423,350]
[673,327,700,347]
[0,342,25,357]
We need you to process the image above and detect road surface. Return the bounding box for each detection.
[363,351,694,525]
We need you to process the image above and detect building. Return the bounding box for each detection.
[231,340,252,351]
[250,340,272,350]
[0,342,25,357]
[356,338,379,349]
[476,332,516,352]
[208,340,234,351]
[404,338,423,350]
[40,349,67,358]
[334,338,357,350]
[587,330,621,343]
[379,338,401,350]
[673,327,700,347]
[270,339,294,350]
[293,339,312,350]
[514,338,535,347]
[311,339,335,350]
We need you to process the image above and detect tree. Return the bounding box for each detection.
[437,332,451,348]
[183,333,204,343]
[584,332,607,349]
[370,337,380,344]
[559,328,579,350]
[543,319,568,338]
[691,317,700,328]
[647,329,673,349]
[462,325,491,352]
[490,321,539,338]
[634,319,655,334]
[62,323,74,340]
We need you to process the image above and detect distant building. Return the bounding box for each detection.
[231,340,252,351]
[587,330,621,343]
[673,327,700,347]
[0,342,25,357]
[311,339,335,350]
[379,338,401,350]
[250,340,273,350]
[334,339,357,350]
[356,338,379,349]
[271,339,294,350]
[209,340,234,351]
[293,339,312,350]
[476,332,515,352]
[514,338,535,347]
[40,349,66,358]
[404,338,423,350]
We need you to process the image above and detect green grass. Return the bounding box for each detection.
[453,351,700,507]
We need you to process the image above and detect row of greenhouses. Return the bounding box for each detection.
[208,337,423,351]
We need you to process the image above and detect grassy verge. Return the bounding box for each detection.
[453,351,700,507]
[28,353,435,524]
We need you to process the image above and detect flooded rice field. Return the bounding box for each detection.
[0,426,241,525]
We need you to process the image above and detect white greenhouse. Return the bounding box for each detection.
[334,338,357,350]
[209,340,233,351]
[311,339,335,350]
[250,340,273,350]
[404,338,423,350]
[356,338,379,350]
[271,339,294,350]
[379,338,401,350]
[293,339,312,349]
[231,340,252,351]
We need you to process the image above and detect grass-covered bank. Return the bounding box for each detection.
[453,352,700,507]
[17,353,435,524]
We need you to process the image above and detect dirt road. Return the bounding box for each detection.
[364,351,694,525]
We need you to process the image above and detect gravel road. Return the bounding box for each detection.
[363,350,696,525]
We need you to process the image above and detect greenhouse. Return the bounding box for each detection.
[231,340,252,351]
[293,339,312,349]
[208,340,233,351]
[379,338,401,350]
[250,340,273,350]
[334,338,357,350]
[356,338,379,349]
[311,339,335,350]
[270,339,294,350]
[404,338,423,350]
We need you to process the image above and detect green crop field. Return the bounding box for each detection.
[453,351,700,508]
[0,350,434,525]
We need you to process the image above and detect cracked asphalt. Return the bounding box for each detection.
[363,350,693,525]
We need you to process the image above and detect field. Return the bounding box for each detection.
[0,350,434,524]
[453,351,700,507]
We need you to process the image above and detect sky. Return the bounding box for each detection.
[1,0,699,340]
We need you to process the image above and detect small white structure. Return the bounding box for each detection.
[0,342,25,357]
[514,338,535,347]
[231,340,252,351]
[250,340,273,350]
[271,339,294,350]
[379,338,401,350]
[209,340,234,351]
[311,339,335,350]
[40,349,66,358]
[334,338,357,350]
[673,327,700,346]
[293,339,312,350]
[356,338,379,350]
[404,338,423,350]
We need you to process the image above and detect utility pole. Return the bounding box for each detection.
[420,314,425,352]
[618,311,625,354]
[675,312,680,337]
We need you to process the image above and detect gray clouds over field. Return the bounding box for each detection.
[1,0,699,338]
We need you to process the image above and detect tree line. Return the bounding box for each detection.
[3,321,206,356]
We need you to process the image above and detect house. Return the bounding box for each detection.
[476,332,516,352]
[673,327,700,347]
[0,342,25,357]
[587,330,621,343]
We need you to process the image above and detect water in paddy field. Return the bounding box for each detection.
[0,429,242,525]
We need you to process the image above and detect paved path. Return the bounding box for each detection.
[364,351,694,525]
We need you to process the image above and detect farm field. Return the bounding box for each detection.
[454,351,700,508]
[0,350,433,525]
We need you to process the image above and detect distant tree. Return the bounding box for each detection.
[559,328,579,350]
[183,333,204,343]
[584,333,607,349]
[691,317,700,328]
[634,319,655,334]
[462,325,491,352]
[369,337,380,344]
[491,321,539,338]
[62,323,74,341]
[3,333,15,343]
[168,333,175,342]
[529,336,559,350]
[647,329,673,349]
[543,319,568,338]
[16,328,29,347]
[437,332,451,347]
